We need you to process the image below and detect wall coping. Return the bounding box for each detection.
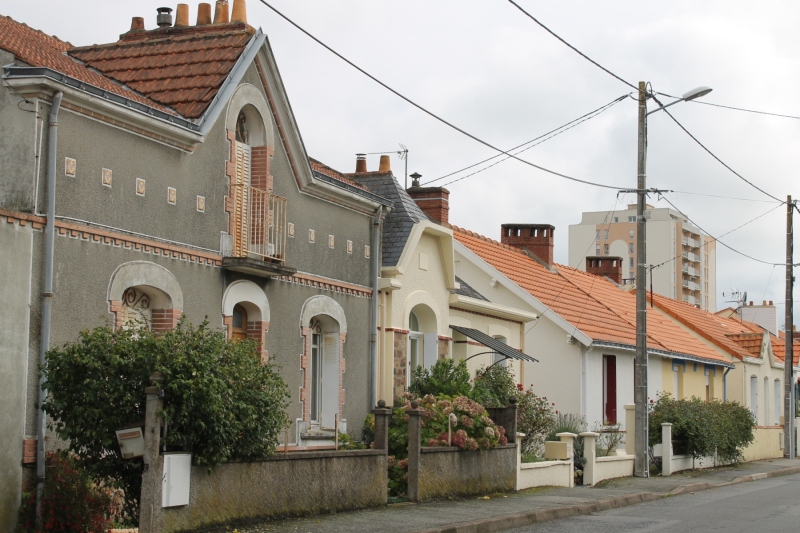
[596,455,634,463]
[520,460,571,470]
[218,449,385,463]
[421,444,516,454]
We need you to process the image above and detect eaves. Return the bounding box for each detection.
[590,340,735,369]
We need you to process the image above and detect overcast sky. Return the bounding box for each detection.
[6,1,800,319]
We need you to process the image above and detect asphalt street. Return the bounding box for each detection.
[505,472,800,532]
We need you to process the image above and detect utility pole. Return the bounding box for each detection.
[785,195,795,458]
[634,81,649,477]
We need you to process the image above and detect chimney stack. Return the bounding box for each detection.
[231,0,248,23]
[501,224,555,266]
[407,174,450,226]
[197,3,213,25]
[156,7,174,27]
[175,4,190,26]
[213,0,230,23]
[585,256,623,285]
[378,155,391,173]
[355,154,367,173]
[130,17,145,31]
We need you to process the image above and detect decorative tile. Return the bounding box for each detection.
[65,157,76,177]
[136,178,146,196]
[365,245,371,259]
[196,195,205,213]
[347,240,353,254]
[101,168,112,187]
[167,187,177,205]
[288,223,295,237]
[309,229,315,243]
[328,235,335,249]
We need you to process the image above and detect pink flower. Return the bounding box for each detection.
[499,435,508,445]
[397,459,409,470]
[517,383,524,391]
[452,429,467,448]
[485,427,495,438]
[465,438,479,451]
[427,438,439,447]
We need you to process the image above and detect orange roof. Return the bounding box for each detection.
[453,226,730,365]
[309,158,368,191]
[725,333,763,357]
[771,332,800,365]
[69,23,253,119]
[0,15,167,112]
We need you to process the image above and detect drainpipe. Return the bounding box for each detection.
[369,206,383,410]
[36,91,63,523]
[723,367,732,402]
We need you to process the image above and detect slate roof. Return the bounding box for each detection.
[0,15,168,112]
[349,171,429,266]
[69,23,253,119]
[453,226,731,365]
[452,276,489,301]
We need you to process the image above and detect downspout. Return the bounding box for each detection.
[36,91,63,522]
[581,344,589,417]
[723,367,732,402]
[369,206,383,409]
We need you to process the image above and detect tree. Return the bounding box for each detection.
[41,319,290,520]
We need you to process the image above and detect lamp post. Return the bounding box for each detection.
[634,82,712,477]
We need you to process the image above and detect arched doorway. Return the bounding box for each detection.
[407,304,438,386]
[231,304,248,341]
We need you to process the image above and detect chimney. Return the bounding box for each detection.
[585,256,623,285]
[156,7,174,27]
[769,300,774,306]
[378,155,391,173]
[355,153,367,173]
[213,0,230,23]
[231,0,247,23]
[130,17,145,31]
[197,3,213,25]
[501,224,555,266]
[175,4,190,26]
[407,173,450,226]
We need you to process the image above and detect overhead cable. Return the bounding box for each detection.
[258,0,626,191]
[654,91,800,121]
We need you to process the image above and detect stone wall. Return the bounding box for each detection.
[161,450,386,532]
[416,445,517,500]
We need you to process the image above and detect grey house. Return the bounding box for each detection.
[0,3,390,526]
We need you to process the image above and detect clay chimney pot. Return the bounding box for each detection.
[379,155,391,173]
[213,0,230,23]
[231,0,248,23]
[355,154,367,174]
[175,4,190,26]
[197,3,213,25]
[130,17,145,31]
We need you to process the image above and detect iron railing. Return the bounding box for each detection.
[232,184,287,262]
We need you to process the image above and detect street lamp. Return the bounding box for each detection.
[633,81,712,478]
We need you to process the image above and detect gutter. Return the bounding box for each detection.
[369,206,383,409]
[36,90,63,523]
[590,340,735,369]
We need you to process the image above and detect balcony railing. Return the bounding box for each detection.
[232,184,287,262]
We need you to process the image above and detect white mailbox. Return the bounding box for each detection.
[162,453,191,507]
[115,427,144,459]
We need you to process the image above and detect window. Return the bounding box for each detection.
[629,257,634,268]
[629,229,635,239]
[310,332,322,422]
[604,229,609,240]
[613,217,619,223]
[231,304,248,340]
[596,246,601,256]
[408,311,422,385]
[493,336,508,368]
[750,376,759,424]
[764,377,770,427]
[604,244,609,254]
[706,373,711,402]
[603,355,617,424]
[596,230,600,241]
[629,243,634,254]
[775,379,782,425]
[628,216,636,222]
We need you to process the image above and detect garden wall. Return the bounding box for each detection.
[415,445,517,500]
[160,450,387,532]
[742,426,783,462]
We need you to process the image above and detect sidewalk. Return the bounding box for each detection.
[206,459,800,533]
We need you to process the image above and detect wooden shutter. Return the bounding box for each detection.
[232,141,251,256]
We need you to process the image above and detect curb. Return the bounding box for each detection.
[410,465,800,533]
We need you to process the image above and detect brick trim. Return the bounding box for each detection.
[22,438,37,465]
[151,308,182,332]
[277,272,373,298]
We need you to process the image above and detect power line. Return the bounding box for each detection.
[506,0,637,91]
[258,0,627,192]
[652,100,784,204]
[670,190,783,204]
[653,92,800,121]
[432,94,628,187]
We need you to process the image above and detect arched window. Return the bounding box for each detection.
[775,379,781,425]
[120,287,152,329]
[231,304,248,340]
[406,305,437,386]
[750,375,759,423]
[235,111,250,144]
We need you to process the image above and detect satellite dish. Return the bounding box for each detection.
[742,291,747,305]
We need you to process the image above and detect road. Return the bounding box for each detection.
[505,472,800,532]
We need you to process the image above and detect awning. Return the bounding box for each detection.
[450,325,538,363]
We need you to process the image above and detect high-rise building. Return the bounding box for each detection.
[569,204,716,311]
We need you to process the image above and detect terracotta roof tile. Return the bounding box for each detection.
[452,226,729,365]
[309,158,368,191]
[0,15,169,113]
[68,24,253,119]
[725,333,763,357]
[770,331,800,365]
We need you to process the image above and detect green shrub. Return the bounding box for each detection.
[17,452,120,533]
[470,364,517,408]
[648,393,755,463]
[408,359,472,398]
[42,319,290,520]
[516,386,556,457]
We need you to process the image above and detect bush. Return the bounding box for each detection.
[408,359,472,398]
[516,385,556,457]
[593,422,625,457]
[42,319,290,520]
[17,452,120,533]
[547,412,587,483]
[648,393,755,463]
[470,364,517,408]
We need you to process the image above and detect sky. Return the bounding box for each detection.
[5,0,800,320]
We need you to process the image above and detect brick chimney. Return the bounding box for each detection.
[354,153,367,173]
[585,256,623,284]
[500,224,555,266]
[407,175,450,226]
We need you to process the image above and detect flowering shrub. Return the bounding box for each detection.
[386,393,505,496]
[17,452,121,533]
[470,365,517,408]
[516,385,556,457]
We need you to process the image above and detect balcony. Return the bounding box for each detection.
[222,185,296,277]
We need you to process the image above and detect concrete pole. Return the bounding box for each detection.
[139,374,164,533]
[406,402,422,502]
[371,400,391,451]
[634,81,650,477]
[624,404,636,456]
[580,432,599,486]
[661,423,672,476]
[785,195,795,458]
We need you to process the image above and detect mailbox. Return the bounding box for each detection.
[162,452,192,507]
[115,427,144,459]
